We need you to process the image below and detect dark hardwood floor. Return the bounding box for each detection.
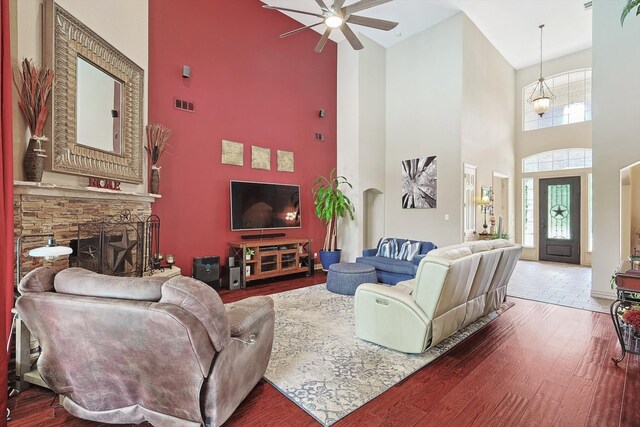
[7,271,639,426]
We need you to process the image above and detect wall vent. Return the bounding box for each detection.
[174,98,195,112]
[584,1,592,10]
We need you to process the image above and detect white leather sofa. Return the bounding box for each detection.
[354,240,522,354]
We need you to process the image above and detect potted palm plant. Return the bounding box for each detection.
[312,168,355,270]
[621,0,640,25]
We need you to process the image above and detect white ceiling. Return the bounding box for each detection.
[260,0,592,70]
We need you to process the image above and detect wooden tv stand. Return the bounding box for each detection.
[229,238,312,288]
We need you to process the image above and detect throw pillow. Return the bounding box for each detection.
[376,238,399,258]
[397,241,421,261]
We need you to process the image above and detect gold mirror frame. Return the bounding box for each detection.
[44,1,144,183]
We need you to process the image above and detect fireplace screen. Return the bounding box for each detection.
[71,210,159,277]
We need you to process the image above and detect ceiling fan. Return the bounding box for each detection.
[263,0,399,53]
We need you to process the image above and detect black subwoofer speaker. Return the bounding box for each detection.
[222,266,241,290]
[193,256,220,290]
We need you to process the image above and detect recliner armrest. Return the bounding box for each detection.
[225,296,274,337]
[362,248,377,257]
[356,284,430,323]
[355,283,432,353]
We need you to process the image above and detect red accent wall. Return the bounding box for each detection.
[149,0,337,276]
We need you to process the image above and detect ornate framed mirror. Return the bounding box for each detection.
[44,0,144,183]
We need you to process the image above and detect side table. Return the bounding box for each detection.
[611,269,640,364]
[143,266,181,278]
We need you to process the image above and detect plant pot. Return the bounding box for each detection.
[319,249,342,270]
[23,138,47,182]
[150,167,160,194]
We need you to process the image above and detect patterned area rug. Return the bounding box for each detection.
[263,284,514,426]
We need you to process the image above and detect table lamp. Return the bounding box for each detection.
[480,194,491,233]
[16,233,72,288]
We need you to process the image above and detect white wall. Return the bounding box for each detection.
[12,0,148,192]
[460,15,515,238]
[337,40,360,261]
[358,35,386,253]
[337,34,387,262]
[592,0,640,299]
[385,14,464,247]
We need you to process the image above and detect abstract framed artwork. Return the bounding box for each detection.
[402,156,437,208]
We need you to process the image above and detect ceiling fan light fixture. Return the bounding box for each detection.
[325,15,343,28]
[265,0,399,53]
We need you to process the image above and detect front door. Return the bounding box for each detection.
[539,176,581,264]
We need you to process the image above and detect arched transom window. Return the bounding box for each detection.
[522,148,592,173]
[523,68,592,131]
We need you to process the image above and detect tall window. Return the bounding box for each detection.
[522,178,534,247]
[523,68,592,131]
[523,148,592,173]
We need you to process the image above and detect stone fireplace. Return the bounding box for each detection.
[13,181,158,284]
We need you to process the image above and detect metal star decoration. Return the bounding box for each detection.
[80,244,98,259]
[551,205,568,219]
[107,230,137,271]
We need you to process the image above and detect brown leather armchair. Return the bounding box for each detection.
[15,267,275,426]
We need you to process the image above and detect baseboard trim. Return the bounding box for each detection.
[591,289,616,300]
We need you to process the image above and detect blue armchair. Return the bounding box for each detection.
[355,238,437,285]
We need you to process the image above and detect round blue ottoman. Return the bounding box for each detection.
[326,262,377,295]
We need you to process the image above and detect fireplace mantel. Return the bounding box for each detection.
[14,181,160,203]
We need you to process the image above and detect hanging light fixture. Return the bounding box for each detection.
[527,24,555,117]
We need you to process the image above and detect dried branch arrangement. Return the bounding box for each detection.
[14,58,55,137]
[145,123,172,167]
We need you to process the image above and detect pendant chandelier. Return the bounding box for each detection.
[527,24,555,117]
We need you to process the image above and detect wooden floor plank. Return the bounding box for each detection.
[585,336,626,427]
[574,336,610,381]
[515,380,565,427]
[552,375,598,427]
[478,391,530,427]
[621,349,640,427]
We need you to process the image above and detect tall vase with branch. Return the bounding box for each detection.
[15,58,54,182]
[312,168,355,269]
[145,124,172,194]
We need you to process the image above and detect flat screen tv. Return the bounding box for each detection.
[230,180,301,231]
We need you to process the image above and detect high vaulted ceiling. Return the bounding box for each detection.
[260,0,593,70]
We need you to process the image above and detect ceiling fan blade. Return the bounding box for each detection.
[315,28,333,53]
[314,0,330,12]
[343,0,393,16]
[331,0,346,11]
[280,22,324,38]
[340,23,364,50]
[347,15,398,31]
[262,5,324,18]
